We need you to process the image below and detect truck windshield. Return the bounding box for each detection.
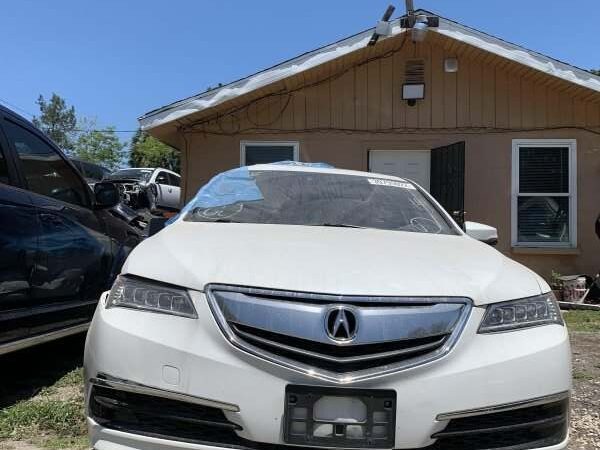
[183,170,456,235]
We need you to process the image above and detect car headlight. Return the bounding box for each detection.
[479,292,563,333]
[106,276,197,318]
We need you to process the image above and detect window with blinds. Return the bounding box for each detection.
[512,140,576,247]
[241,141,299,166]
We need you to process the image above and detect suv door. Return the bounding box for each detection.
[3,117,112,335]
[0,117,39,347]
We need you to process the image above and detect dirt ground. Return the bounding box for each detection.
[569,331,600,450]
[0,328,598,450]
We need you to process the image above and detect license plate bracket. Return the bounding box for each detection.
[283,385,396,448]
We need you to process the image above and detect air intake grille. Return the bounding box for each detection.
[430,398,568,450]
[207,285,471,383]
[89,385,240,443]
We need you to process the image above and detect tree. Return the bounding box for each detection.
[129,129,180,172]
[32,93,77,152]
[73,118,125,171]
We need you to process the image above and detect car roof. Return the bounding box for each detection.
[248,164,409,183]
[117,167,181,176]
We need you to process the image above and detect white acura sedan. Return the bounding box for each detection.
[84,164,571,450]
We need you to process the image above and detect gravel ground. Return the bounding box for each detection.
[569,331,600,449]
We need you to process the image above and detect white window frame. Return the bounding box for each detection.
[511,139,577,248]
[240,141,300,166]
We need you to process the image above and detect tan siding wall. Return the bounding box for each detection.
[188,37,600,137]
[176,34,600,279]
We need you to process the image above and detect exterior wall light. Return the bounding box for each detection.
[400,1,439,43]
[411,15,429,42]
[402,83,425,106]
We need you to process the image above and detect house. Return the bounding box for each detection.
[138,9,600,279]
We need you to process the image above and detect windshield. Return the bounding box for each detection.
[183,169,456,235]
[105,168,153,182]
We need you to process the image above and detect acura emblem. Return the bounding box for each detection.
[325,306,358,342]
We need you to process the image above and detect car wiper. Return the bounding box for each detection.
[311,223,366,229]
[205,218,244,223]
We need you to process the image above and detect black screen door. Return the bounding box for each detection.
[430,141,465,225]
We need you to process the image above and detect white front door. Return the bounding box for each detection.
[369,150,431,191]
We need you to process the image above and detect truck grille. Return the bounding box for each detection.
[206,285,471,383]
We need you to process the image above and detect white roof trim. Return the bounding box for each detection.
[436,19,600,94]
[139,12,600,131]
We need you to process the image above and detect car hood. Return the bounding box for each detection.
[122,222,546,305]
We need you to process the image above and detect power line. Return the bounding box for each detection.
[73,129,138,133]
[0,98,138,133]
[0,97,35,118]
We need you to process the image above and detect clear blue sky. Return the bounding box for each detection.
[2,0,598,144]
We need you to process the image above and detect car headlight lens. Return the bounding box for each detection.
[106,276,197,318]
[479,292,563,333]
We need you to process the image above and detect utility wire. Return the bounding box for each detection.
[0,98,138,133]
[0,97,35,118]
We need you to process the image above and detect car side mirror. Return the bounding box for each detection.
[464,221,498,246]
[94,182,120,208]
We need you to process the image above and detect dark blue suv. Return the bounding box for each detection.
[0,105,141,354]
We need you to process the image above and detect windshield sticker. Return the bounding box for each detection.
[367,178,416,190]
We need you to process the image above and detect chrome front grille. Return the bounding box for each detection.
[206,285,472,383]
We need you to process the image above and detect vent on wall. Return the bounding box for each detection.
[403,59,426,105]
[405,59,425,84]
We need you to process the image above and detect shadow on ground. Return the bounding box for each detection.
[0,334,86,409]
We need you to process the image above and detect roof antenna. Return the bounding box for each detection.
[368,4,396,46]
[400,0,439,42]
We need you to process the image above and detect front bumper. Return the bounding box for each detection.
[85,291,571,450]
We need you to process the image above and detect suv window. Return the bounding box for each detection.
[168,173,180,187]
[4,119,89,207]
[155,171,169,184]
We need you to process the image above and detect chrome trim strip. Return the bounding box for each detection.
[213,289,464,345]
[232,324,448,363]
[0,322,89,356]
[436,391,570,421]
[206,285,473,384]
[90,373,240,412]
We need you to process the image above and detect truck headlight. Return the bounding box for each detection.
[479,292,563,333]
[106,276,197,318]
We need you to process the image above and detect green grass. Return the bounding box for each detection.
[563,310,600,332]
[573,370,595,381]
[0,369,87,449]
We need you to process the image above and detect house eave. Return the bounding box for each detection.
[139,10,600,131]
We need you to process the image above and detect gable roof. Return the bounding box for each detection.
[139,10,600,131]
